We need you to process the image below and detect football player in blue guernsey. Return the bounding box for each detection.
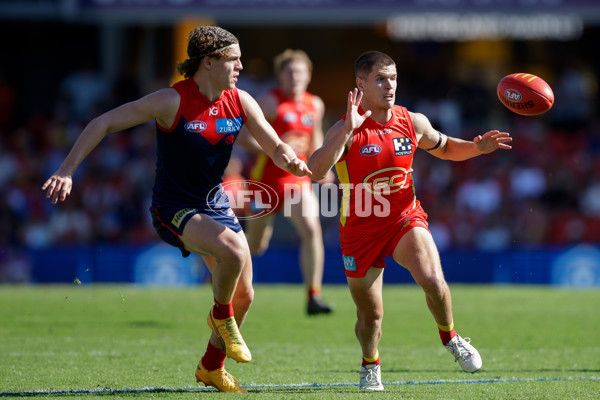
[42,26,311,393]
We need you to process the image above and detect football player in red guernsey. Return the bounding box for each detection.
[42,26,311,393]
[308,51,512,391]
[237,49,334,315]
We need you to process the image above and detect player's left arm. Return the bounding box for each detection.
[308,96,335,183]
[411,111,512,161]
[239,89,312,177]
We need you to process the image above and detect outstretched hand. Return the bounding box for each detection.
[344,88,372,133]
[473,130,512,154]
[42,172,73,204]
[281,154,313,177]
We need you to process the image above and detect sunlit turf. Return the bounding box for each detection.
[1,284,599,399]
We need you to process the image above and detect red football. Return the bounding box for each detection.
[497,73,554,116]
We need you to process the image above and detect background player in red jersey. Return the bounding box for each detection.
[237,49,334,315]
[308,51,512,391]
[42,26,311,393]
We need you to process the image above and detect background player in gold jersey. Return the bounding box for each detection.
[238,49,334,315]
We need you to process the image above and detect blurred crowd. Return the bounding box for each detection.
[408,61,600,252]
[0,66,157,281]
[0,53,599,282]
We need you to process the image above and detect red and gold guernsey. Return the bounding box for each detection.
[250,88,316,186]
[335,105,421,233]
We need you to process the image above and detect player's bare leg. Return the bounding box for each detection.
[229,233,254,327]
[392,227,452,326]
[183,215,247,304]
[392,227,482,372]
[182,215,252,364]
[195,252,253,394]
[245,213,275,256]
[186,222,254,393]
[347,267,384,359]
[286,186,333,315]
[203,233,254,327]
[347,267,384,390]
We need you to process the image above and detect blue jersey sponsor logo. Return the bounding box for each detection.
[216,117,243,134]
[343,255,357,271]
[184,120,207,133]
[393,137,412,156]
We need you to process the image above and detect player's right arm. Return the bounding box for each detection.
[42,88,180,204]
[235,91,277,155]
[411,111,512,161]
[308,88,371,181]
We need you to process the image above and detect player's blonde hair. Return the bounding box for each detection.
[273,49,313,75]
[177,26,239,78]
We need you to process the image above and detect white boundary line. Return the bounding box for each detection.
[1,376,598,396]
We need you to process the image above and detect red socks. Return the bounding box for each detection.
[308,287,321,300]
[362,351,380,367]
[212,298,233,320]
[202,299,233,371]
[438,322,457,345]
[201,342,226,371]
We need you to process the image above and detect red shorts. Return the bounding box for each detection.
[339,206,429,278]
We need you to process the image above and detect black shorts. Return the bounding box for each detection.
[150,202,242,258]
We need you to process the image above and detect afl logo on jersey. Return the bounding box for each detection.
[185,120,207,133]
[360,144,382,156]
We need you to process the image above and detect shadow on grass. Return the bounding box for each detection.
[127,320,172,328]
[248,388,360,394]
[487,368,600,373]
[2,376,598,397]
[0,388,208,397]
[333,367,600,374]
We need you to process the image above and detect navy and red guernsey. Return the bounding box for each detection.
[152,78,247,206]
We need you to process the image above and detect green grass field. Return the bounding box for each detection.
[1,284,599,399]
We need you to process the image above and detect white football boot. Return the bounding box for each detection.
[444,335,483,373]
[359,364,384,391]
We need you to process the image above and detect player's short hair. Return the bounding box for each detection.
[355,51,395,80]
[273,49,313,75]
[177,26,240,78]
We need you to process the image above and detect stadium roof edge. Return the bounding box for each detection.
[1,2,600,27]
